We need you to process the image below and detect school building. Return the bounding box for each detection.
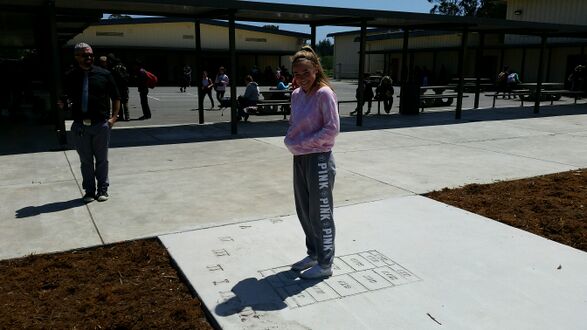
[329,0,587,85]
[67,17,309,85]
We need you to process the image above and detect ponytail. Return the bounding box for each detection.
[291,45,331,92]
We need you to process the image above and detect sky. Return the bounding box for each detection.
[110,1,433,41]
[244,0,432,40]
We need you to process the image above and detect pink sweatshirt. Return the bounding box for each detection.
[284,86,339,155]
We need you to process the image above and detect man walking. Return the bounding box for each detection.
[133,60,151,120]
[61,42,120,203]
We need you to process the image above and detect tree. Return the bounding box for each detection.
[262,24,280,31]
[428,0,506,18]
[315,38,334,57]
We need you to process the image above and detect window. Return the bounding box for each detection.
[96,31,124,37]
[245,38,267,42]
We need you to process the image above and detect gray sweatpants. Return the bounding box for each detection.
[293,151,336,268]
[71,120,110,194]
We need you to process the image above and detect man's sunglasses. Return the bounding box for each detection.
[77,53,94,58]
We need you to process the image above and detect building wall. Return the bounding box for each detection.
[506,0,587,25]
[333,34,359,79]
[67,21,305,85]
[506,0,587,44]
[69,22,303,52]
[334,32,483,79]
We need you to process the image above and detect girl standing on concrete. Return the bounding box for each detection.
[284,46,340,280]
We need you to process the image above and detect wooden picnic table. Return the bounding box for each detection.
[518,82,563,89]
[420,85,455,91]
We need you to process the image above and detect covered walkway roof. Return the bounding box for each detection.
[4,0,587,38]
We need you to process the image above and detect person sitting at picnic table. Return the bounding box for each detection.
[350,74,374,116]
[238,75,259,122]
[375,76,394,114]
[506,71,522,98]
[568,64,585,92]
[276,75,291,90]
[497,65,510,99]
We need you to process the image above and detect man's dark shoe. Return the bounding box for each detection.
[96,192,109,202]
[138,116,151,120]
[82,193,95,203]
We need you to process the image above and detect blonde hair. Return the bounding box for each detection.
[291,45,331,92]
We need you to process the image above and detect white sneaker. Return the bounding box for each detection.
[96,192,109,202]
[291,256,318,271]
[300,264,333,280]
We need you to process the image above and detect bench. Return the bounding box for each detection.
[485,89,531,108]
[539,90,583,105]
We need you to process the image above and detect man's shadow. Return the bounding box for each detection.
[15,199,85,218]
[215,270,324,316]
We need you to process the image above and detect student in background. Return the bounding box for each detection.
[276,75,291,90]
[237,75,259,122]
[214,66,230,108]
[132,60,152,120]
[200,71,214,109]
[180,64,191,93]
[375,76,395,114]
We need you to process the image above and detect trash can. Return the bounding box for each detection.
[399,83,420,115]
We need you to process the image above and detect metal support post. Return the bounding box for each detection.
[456,27,469,119]
[356,20,366,126]
[195,19,204,124]
[229,12,237,134]
[534,35,547,114]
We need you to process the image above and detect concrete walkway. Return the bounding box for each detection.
[2,96,587,329]
[1,102,587,260]
[161,195,587,329]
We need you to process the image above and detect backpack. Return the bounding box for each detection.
[144,70,158,89]
[112,64,129,85]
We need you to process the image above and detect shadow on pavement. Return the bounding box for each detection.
[2,104,586,155]
[15,198,85,219]
[215,270,323,316]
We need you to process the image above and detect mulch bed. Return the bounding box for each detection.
[426,169,586,252]
[0,239,213,329]
[0,169,585,328]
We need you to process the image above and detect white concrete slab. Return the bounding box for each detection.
[258,130,440,153]
[389,121,551,144]
[462,133,587,167]
[335,143,574,193]
[0,181,102,260]
[160,195,587,330]
[498,114,587,134]
[0,151,74,186]
[67,138,287,178]
[92,156,409,243]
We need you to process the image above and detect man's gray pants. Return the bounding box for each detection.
[293,151,336,268]
[71,121,110,195]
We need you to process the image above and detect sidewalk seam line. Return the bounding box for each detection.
[64,150,106,244]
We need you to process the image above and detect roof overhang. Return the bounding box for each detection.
[2,0,587,48]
